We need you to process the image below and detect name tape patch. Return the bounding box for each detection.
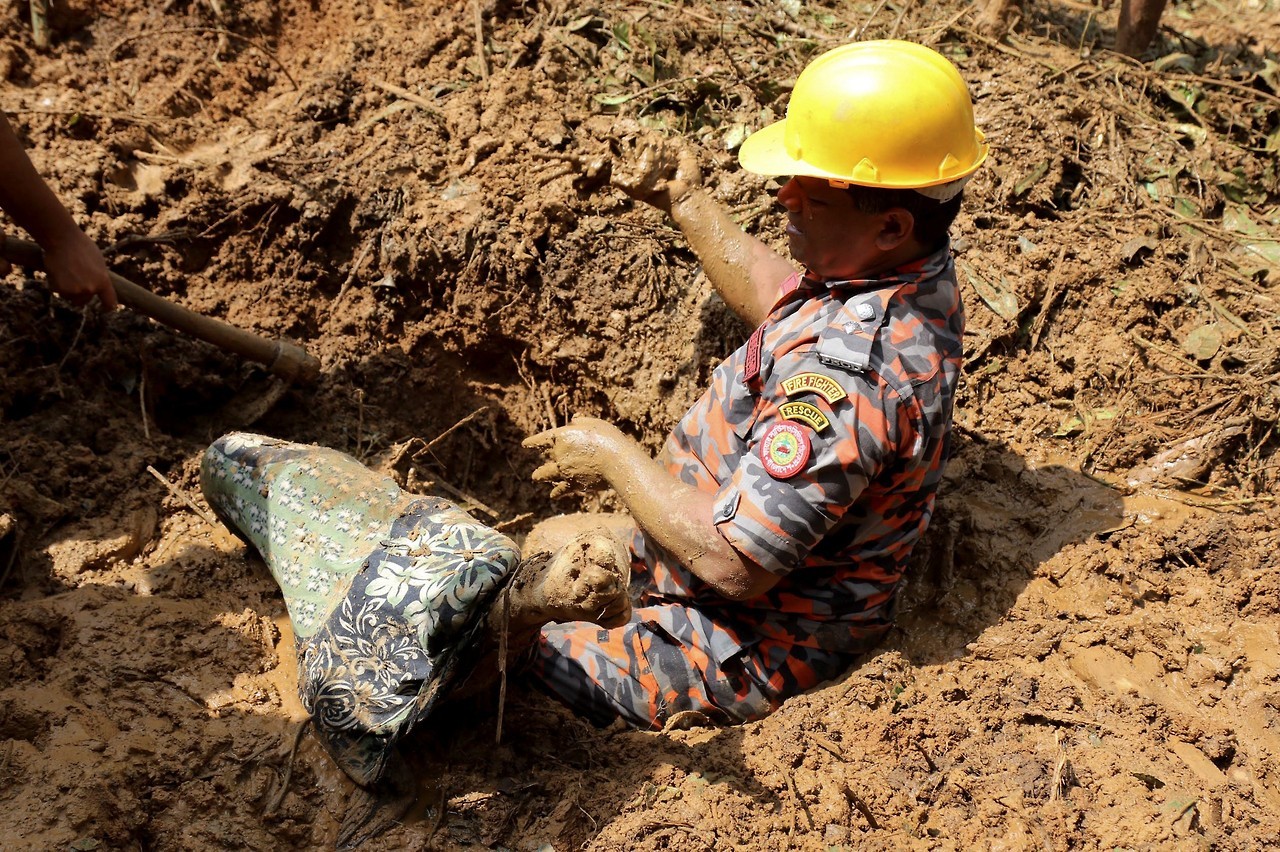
[743,323,765,385]
[779,401,830,432]
[780,372,847,404]
[760,422,811,479]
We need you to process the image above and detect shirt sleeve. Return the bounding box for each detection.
[712,359,903,576]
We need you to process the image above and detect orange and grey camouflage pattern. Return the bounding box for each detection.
[531,245,964,728]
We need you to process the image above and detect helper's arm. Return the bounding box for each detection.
[610,141,794,328]
[0,113,117,309]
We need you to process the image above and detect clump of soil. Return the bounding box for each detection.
[1,0,1278,849]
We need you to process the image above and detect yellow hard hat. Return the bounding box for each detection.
[738,40,988,190]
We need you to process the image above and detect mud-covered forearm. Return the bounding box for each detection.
[524,416,779,600]
[0,113,117,308]
[668,188,795,328]
[600,439,778,600]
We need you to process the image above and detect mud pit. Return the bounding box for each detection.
[2,0,1279,848]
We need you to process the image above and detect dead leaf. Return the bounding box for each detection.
[1182,324,1222,361]
[1054,408,1117,437]
[958,261,1020,321]
[1120,236,1158,263]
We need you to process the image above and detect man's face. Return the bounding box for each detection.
[776,176,894,280]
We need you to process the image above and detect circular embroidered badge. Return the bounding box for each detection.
[760,422,811,479]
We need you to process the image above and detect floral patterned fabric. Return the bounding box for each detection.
[200,433,519,786]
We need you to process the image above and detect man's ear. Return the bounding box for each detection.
[876,209,915,251]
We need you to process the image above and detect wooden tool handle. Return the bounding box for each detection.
[1,236,321,385]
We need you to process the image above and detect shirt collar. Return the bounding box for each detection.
[799,240,952,294]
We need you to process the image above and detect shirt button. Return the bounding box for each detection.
[843,322,857,334]
[856,303,876,321]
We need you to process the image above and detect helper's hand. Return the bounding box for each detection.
[610,137,703,215]
[40,228,118,310]
[523,416,628,499]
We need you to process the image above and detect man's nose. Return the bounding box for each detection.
[776,178,802,213]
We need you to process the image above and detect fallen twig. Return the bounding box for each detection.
[414,407,491,459]
[139,368,150,441]
[333,240,374,307]
[493,512,533,532]
[146,465,221,530]
[495,584,510,745]
[432,477,500,519]
[0,525,20,592]
[262,720,310,817]
[845,784,880,829]
[807,732,847,761]
[888,0,915,40]
[472,0,489,79]
[1128,333,1244,382]
[369,79,451,135]
[30,0,50,49]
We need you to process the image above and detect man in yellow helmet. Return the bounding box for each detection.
[522,40,986,728]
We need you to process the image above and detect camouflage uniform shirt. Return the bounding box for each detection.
[635,242,965,656]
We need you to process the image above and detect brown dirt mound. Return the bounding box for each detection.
[2,0,1278,849]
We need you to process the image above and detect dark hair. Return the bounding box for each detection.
[844,184,962,250]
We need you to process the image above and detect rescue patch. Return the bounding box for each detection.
[780,372,847,404]
[779,401,830,432]
[759,422,811,479]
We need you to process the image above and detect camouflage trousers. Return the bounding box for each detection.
[528,558,875,730]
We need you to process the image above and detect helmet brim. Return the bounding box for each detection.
[739,117,990,188]
[738,119,808,179]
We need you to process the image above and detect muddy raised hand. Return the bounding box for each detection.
[608,137,703,215]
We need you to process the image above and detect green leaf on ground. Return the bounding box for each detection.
[594,92,636,105]
[612,22,631,52]
[1014,161,1049,197]
[1165,82,1203,113]
[722,122,749,151]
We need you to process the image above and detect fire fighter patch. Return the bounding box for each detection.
[779,401,830,432]
[780,372,847,404]
[760,422,811,479]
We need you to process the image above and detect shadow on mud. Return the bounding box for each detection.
[890,426,1126,668]
[392,688,784,849]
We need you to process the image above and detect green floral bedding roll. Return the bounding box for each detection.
[200,432,519,785]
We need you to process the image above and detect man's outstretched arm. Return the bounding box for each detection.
[610,140,794,328]
[523,417,780,600]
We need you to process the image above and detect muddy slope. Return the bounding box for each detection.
[1,0,1279,849]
